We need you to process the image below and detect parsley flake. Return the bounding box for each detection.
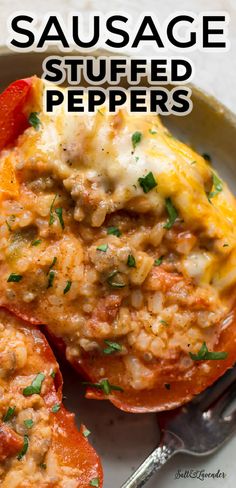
[107,226,121,237]
[3,406,16,422]
[47,270,55,288]
[50,371,56,379]
[29,112,41,131]
[149,129,157,135]
[164,383,171,390]
[48,257,57,271]
[208,173,223,200]
[17,435,29,460]
[97,244,108,252]
[163,198,178,229]
[160,319,169,326]
[90,478,100,487]
[83,379,123,395]
[127,254,136,267]
[83,428,91,438]
[7,273,22,283]
[138,172,157,193]
[23,373,45,397]
[154,256,163,266]
[31,239,42,246]
[55,207,64,229]
[24,419,34,429]
[132,131,142,150]
[103,340,122,355]
[189,342,228,361]
[63,280,72,294]
[51,403,61,413]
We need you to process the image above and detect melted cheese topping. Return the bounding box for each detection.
[7,79,236,277]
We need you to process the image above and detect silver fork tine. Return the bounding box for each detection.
[216,413,236,439]
[209,381,236,417]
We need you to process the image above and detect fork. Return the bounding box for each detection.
[121,366,236,488]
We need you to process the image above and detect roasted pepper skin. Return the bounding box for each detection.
[0,78,34,152]
[0,308,103,486]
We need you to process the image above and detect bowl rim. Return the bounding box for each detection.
[0,45,236,126]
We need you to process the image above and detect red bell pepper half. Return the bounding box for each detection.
[0,77,33,152]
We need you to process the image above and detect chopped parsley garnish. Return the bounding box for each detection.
[47,270,55,288]
[103,340,122,355]
[3,406,16,422]
[48,256,57,271]
[160,320,169,326]
[49,194,58,226]
[17,435,29,460]
[202,153,211,163]
[149,129,157,135]
[154,256,163,266]
[51,403,61,413]
[23,373,45,396]
[5,215,16,231]
[55,207,65,229]
[83,379,123,395]
[208,173,223,200]
[189,342,228,361]
[223,243,229,247]
[164,383,171,390]
[40,463,47,470]
[31,239,42,246]
[163,198,178,229]
[50,371,56,379]
[97,244,108,252]
[107,226,121,237]
[107,270,126,288]
[132,131,142,150]
[83,428,91,438]
[29,112,41,131]
[127,254,136,268]
[138,172,157,193]
[7,273,22,283]
[24,419,34,429]
[49,198,65,227]
[90,478,100,487]
[47,257,57,287]
[63,280,72,294]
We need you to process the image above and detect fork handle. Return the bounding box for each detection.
[120,431,182,488]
